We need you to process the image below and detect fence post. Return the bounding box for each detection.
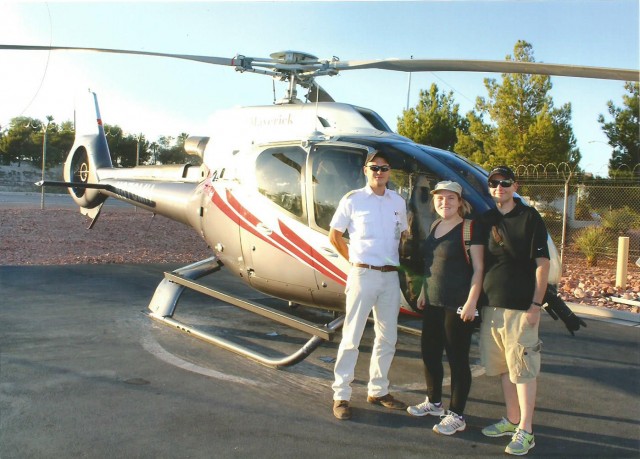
[560,175,571,267]
[616,236,629,288]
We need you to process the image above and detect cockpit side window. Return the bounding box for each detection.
[256,146,306,218]
[310,147,366,231]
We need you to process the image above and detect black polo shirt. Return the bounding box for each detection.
[482,198,549,310]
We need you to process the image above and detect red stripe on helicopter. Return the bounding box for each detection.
[225,191,347,285]
[210,189,240,224]
[212,189,346,285]
[221,190,344,281]
[277,220,347,284]
[209,189,422,315]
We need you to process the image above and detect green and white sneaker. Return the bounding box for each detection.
[481,417,518,437]
[505,428,535,455]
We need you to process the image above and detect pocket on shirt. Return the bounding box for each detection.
[352,210,375,238]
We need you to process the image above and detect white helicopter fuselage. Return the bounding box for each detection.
[64,97,408,312]
[197,103,399,310]
[62,94,560,316]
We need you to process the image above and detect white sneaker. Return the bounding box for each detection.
[433,410,466,435]
[406,397,444,417]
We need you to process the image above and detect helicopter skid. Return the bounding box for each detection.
[147,257,345,368]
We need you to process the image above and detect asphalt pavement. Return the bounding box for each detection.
[1,262,639,458]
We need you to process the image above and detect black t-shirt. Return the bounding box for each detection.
[481,198,550,310]
[423,220,485,309]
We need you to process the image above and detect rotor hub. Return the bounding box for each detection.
[270,51,319,65]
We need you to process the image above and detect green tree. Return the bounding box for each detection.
[104,124,126,166]
[104,126,150,167]
[48,120,75,167]
[598,82,639,178]
[127,133,151,166]
[0,117,42,165]
[156,133,197,165]
[27,116,75,168]
[397,83,469,151]
[455,40,581,169]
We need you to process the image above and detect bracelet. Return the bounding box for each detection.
[531,301,543,307]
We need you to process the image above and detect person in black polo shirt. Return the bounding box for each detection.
[479,166,550,456]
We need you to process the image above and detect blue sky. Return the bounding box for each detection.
[0,1,638,175]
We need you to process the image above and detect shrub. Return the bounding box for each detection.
[600,206,640,234]
[574,226,611,266]
[574,199,593,221]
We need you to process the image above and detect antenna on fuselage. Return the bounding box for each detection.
[314,81,320,131]
[272,79,276,104]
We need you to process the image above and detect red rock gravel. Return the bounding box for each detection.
[0,208,211,265]
[558,254,639,313]
[1,208,638,313]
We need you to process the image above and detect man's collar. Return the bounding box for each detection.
[499,197,525,216]
[365,185,389,197]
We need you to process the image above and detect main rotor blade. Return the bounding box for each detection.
[0,44,239,67]
[305,82,334,103]
[335,59,639,82]
[2,44,636,82]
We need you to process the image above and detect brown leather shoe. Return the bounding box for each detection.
[333,400,352,420]
[367,393,408,410]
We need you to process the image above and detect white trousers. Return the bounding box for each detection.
[332,267,401,400]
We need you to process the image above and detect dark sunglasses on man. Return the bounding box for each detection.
[488,179,514,188]
[367,165,391,172]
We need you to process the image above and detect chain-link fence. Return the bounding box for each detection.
[2,160,639,267]
[515,168,640,269]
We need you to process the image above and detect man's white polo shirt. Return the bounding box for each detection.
[330,186,408,267]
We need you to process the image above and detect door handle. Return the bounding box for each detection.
[257,223,273,236]
[320,247,339,258]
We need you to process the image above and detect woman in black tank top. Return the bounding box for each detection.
[406,181,485,437]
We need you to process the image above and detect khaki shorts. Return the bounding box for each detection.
[480,307,542,384]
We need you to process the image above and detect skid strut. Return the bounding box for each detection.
[147,257,344,368]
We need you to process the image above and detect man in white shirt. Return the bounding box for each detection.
[329,150,409,420]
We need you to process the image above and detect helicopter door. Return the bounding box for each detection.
[306,144,368,308]
[240,145,318,305]
[307,143,442,311]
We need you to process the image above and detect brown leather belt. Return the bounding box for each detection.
[352,263,398,272]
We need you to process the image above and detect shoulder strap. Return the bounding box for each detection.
[431,218,473,264]
[429,218,442,234]
[342,189,358,200]
[462,219,473,264]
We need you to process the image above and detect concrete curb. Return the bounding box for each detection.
[568,302,640,324]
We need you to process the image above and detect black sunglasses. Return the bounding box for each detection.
[489,179,514,188]
[367,165,390,172]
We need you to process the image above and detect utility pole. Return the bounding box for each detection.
[406,55,413,111]
[135,133,144,166]
[40,116,54,210]
[26,116,54,210]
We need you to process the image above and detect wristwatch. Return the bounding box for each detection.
[531,301,543,307]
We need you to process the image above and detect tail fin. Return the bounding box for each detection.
[63,91,113,217]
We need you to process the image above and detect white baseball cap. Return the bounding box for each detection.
[430,180,462,196]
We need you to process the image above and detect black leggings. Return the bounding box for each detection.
[421,305,475,415]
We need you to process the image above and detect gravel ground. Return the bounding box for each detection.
[1,207,638,313]
[0,208,211,265]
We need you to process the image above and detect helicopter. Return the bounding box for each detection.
[2,45,637,367]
